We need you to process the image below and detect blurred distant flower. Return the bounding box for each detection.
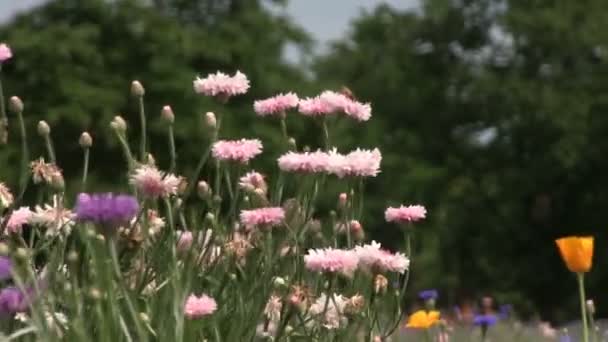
[0,287,32,315]
[130,165,180,199]
[0,44,12,63]
[184,294,217,319]
[539,321,557,338]
[473,314,498,326]
[238,171,267,194]
[498,304,512,319]
[0,183,13,209]
[309,293,348,329]
[6,207,32,234]
[555,236,593,273]
[304,248,359,277]
[385,205,427,224]
[240,207,284,230]
[75,193,139,226]
[406,310,440,329]
[418,289,439,301]
[193,71,249,98]
[212,139,263,164]
[254,93,299,116]
[0,257,12,281]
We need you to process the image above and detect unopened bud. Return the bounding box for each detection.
[130,80,145,97]
[306,219,322,233]
[139,312,150,323]
[67,251,79,263]
[50,172,65,191]
[212,195,222,207]
[89,288,102,300]
[338,193,348,208]
[0,243,9,256]
[374,274,388,294]
[287,137,297,150]
[204,112,216,129]
[205,213,215,225]
[37,121,50,137]
[587,299,595,315]
[197,181,211,199]
[229,273,237,281]
[273,277,286,287]
[79,132,93,148]
[9,96,23,113]
[96,234,105,242]
[110,116,127,133]
[176,231,193,252]
[145,153,156,166]
[161,105,174,124]
[15,247,28,260]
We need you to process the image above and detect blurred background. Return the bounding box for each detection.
[1,0,607,325]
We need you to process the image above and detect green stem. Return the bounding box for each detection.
[578,273,589,342]
[168,124,176,173]
[0,67,7,145]
[44,135,56,164]
[322,117,331,150]
[138,96,146,162]
[280,116,288,142]
[114,131,135,170]
[16,110,29,200]
[383,231,412,338]
[81,148,90,191]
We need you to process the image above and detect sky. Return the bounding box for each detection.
[0,0,417,50]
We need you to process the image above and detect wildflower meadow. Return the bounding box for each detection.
[0,29,602,342]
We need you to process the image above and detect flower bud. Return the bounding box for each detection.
[161,105,174,124]
[338,193,347,208]
[139,312,150,323]
[176,231,193,252]
[130,80,145,97]
[89,288,102,300]
[9,96,23,113]
[50,172,65,191]
[204,112,216,129]
[15,247,28,261]
[287,137,297,150]
[37,120,50,137]
[110,116,127,133]
[374,274,388,294]
[205,213,215,225]
[586,299,595,315]
[197,181,211,199]
[212,195,222,207]
[79,132,92,148]
[0,243,9,256]
[67,251,79,263]
[306,219,322,233]
[145,153,155,166]
[273,277,286,288]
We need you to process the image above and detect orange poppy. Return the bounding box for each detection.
[555,236,594,273]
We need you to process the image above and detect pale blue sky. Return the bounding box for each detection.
[0,0,417,48]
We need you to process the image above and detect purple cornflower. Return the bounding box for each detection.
[0,287,31,315]
[0,257,12,281]
[498,304,512,319]
[75,193,139,226]
[473,314,498,326]
[418,289,439,301]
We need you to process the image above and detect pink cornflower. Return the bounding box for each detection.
[212,139,263,164]
[30,196,75,236]
[239,171,267,194]
[298,96,334,116]
[342,100,372,122]
[176,231,193,252]
[277,150,330,173]
[240,207,285,230]
[298,91,372,121]
[385,205,427,223]
[193,71,250,98]
[0,183,13,209]
[30,158,62,185]
[184,294,217,319]
[354,241,410,274]
[304,248,359,277]
[130,165,180,199]
[254,93,299,116]
[6,207,32,234]
[0,44,12,63]
[326,148,382,178]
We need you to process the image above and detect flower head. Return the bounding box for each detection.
[278,150,330,174]
[0,44,12,63]
[0,183,13,209]
[193,71,249,98]
[30,198,75,236]
[298,91,372,121]
[304,248,359,277]
[0,287,31,315]
[326,148,382,178]
[406,310,440,329]
[6,207,32,234]
[309,293,348,329]
[418,289,439,301]
[239,171,267,194]
[176,231,193,252]
[212,139,263,164]
[75,193,139,226]
[254,93,299,116]
[184,294,217,319]
[473,314,498,326]
[385,205,427,223]
[298,97,334,116]
[240,207,285,230]
[130,165,180,199]
[30,158,62,185]
[354,241,409,274]
[555,236,593,273]
[264,295,283,321]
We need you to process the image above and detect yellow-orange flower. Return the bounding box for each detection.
[406,310,440,329]
[555,236,594,273]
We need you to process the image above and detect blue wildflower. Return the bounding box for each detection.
[75,193,139,226]
[473,314,498,327]
[418,289,439,301]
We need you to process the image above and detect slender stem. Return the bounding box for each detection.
[578,273,589,342]
[44,135,56,164]
[138,96,146,162]
[16,110,29,200]
[114,131,135,170]
[322,117,331,150]
[168,124,176,173]
[81,148,90,191]
[384,230,412,337]
[184,112,221,199]
[280,116,288,142]
[0,67,8,145]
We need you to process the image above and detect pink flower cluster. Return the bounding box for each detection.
[239,171,267,194]
[240,207,285,230]
[212,139,263,164]
[254,93,299,116]
[277,148,381,178]
[0,44,11,63]
[130,165,180,199]
[6,207,32,234]
[193,71,250,97]
[304,248,359,276]
[385,205,427,223]
[354,241,410,274]
[184,294,217,319]
[298,91,372,121]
